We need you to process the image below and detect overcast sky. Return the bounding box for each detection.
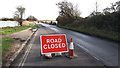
[0,0,118,20]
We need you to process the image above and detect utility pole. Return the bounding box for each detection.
[95,1,98,15]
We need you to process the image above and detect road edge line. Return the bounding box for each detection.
[75,43,108,67]
[18,28,39,68]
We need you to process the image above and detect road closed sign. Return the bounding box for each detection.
[40,34,68,54]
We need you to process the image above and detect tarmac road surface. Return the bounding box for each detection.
[10,23,118,67]
[39,23,118,66]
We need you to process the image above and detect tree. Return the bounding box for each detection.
[102,1,120,15]
[26,15,37,21]
[107,1,120,13]
[103,7,111,15]
[56,0,80,25]
[115,1,120,13]
[14,6,25,26]
[1,18,14,21]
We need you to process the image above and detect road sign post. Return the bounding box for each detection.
[40,34,68,54]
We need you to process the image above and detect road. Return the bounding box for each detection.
[11,23,118,67]
[41,23,118,66]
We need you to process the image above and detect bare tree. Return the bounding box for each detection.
[14,6,25,26]
[115,1,120,13]
[103,7,111,15]
[17,6,25,19]
[56,0,80,25]
[74,4,81,17]
[57,1,80,17]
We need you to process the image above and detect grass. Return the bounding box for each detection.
[0,38,2,57]
[58,25,120,42]
[2,38,14,54]
[1,24,39,54]
[1,25,33,35]
[32,24,39,29]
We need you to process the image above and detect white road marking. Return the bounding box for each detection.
[17,29,38,68]
[49,28,59,32]
[17,44,32,68]
[76,43,89,52]
[76,43,100,61]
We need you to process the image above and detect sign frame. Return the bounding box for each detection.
[40,34,68,54]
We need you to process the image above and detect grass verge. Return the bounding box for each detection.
[32,24,39,29]
[1,25,33,35]
[2,38,14,54]
[58,25,120,42]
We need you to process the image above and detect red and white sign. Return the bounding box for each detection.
[40,34,68,54]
